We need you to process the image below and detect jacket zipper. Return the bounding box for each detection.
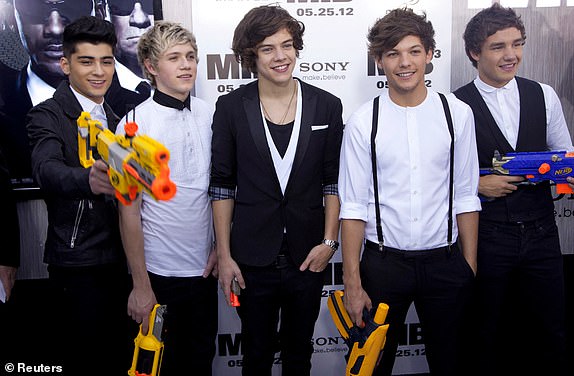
[70,200,86,249]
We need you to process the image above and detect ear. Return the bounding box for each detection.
[143,58,157,76]
[60,56,70,75]
[375,55,384,70]
[470,50,480,64]
[426,49,433,64]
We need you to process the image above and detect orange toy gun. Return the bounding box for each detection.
[128,304,167,376]
[77,111,176,205]
[327,290,389,376]
[480,150,574,194]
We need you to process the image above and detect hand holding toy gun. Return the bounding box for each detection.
[128,304,167,376]
[230,277,240,307]
[328,290,389,376]
[480,150,574,195]
[77,111,176,205]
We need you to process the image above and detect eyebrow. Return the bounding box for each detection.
[257,39,294,49]
[488,38,523,48]
[76,55,115,60]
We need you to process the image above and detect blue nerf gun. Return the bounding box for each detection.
[327,290,389,376]
[480,150,574,195]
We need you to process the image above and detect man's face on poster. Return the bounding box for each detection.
[108,0,153,70]
[14,0,93,85]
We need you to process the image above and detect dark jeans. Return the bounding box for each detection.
[149,273,218,376]
[237,255,324,376]
[361,241,474,376]
[49,263,136,376]
[474,215,566,376]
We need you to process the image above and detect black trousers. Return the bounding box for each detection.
[49,263,137,376]
[149,273,218,376]
[473,215,567,376]
[361,241,474,376]
[237,255,324,376]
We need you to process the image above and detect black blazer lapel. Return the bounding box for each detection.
[243,84,282,195]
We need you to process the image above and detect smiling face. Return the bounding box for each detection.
[145,42,197,102]
[15,0,93,86]
[60,42,115,104]
[376,35,432,106]
[471,27,524,88]
[254,28,297,89]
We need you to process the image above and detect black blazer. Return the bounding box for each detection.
[210,79,343,267]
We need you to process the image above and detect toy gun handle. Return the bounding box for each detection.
[128,304,166,376]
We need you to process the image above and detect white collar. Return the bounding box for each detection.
[69,85,105,114]
[474,75,517,93]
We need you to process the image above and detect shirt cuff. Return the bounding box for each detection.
[209,186,236,201]
[454,196,482,215]
[339,202,368,221]
[324,183,338,196]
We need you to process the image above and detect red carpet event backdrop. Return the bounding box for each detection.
[1,0,572,375]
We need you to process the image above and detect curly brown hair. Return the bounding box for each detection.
[232,4,304,73]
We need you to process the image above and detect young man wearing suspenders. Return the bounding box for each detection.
[338,8,481,375]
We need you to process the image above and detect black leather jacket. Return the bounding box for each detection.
[27,81,124,267]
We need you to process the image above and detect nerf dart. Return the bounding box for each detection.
[128,304,167,376]
[230,278,240,307]
[480,150,574,194]
[77,111,177,205]
[328,290,389,376]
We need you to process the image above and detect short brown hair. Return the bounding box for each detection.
[463,3,526,68]
[368,8,435,60]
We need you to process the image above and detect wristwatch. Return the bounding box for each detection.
[322,239,339,252]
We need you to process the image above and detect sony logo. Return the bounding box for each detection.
[299,61,350,72]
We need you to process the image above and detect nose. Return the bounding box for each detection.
[398,52,410,68]
[274,48,287,61]
[180,57,192,69]
[43,10,65,38]
[503,44,517,60]
[129,2,152,29]
[93,61,106,76]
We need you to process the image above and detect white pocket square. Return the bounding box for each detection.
[311,124,329,131]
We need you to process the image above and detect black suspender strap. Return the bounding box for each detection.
[438,93,455,247]
[370,96,384,250]
[370,93,455,250]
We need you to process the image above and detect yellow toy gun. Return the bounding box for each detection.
[77,111,176,205]
[327,290,389,376]
[128,304,167,376]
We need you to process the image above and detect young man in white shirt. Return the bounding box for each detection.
[116,21,217,375]
[454,4,572,375]
[339,8,481,375]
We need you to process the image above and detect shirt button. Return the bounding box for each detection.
[413,218,418,222]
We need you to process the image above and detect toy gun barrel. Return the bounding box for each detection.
[123,158,176,201]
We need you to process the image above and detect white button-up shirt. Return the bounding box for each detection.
[339,90,481,250]
[474,76,573,151]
